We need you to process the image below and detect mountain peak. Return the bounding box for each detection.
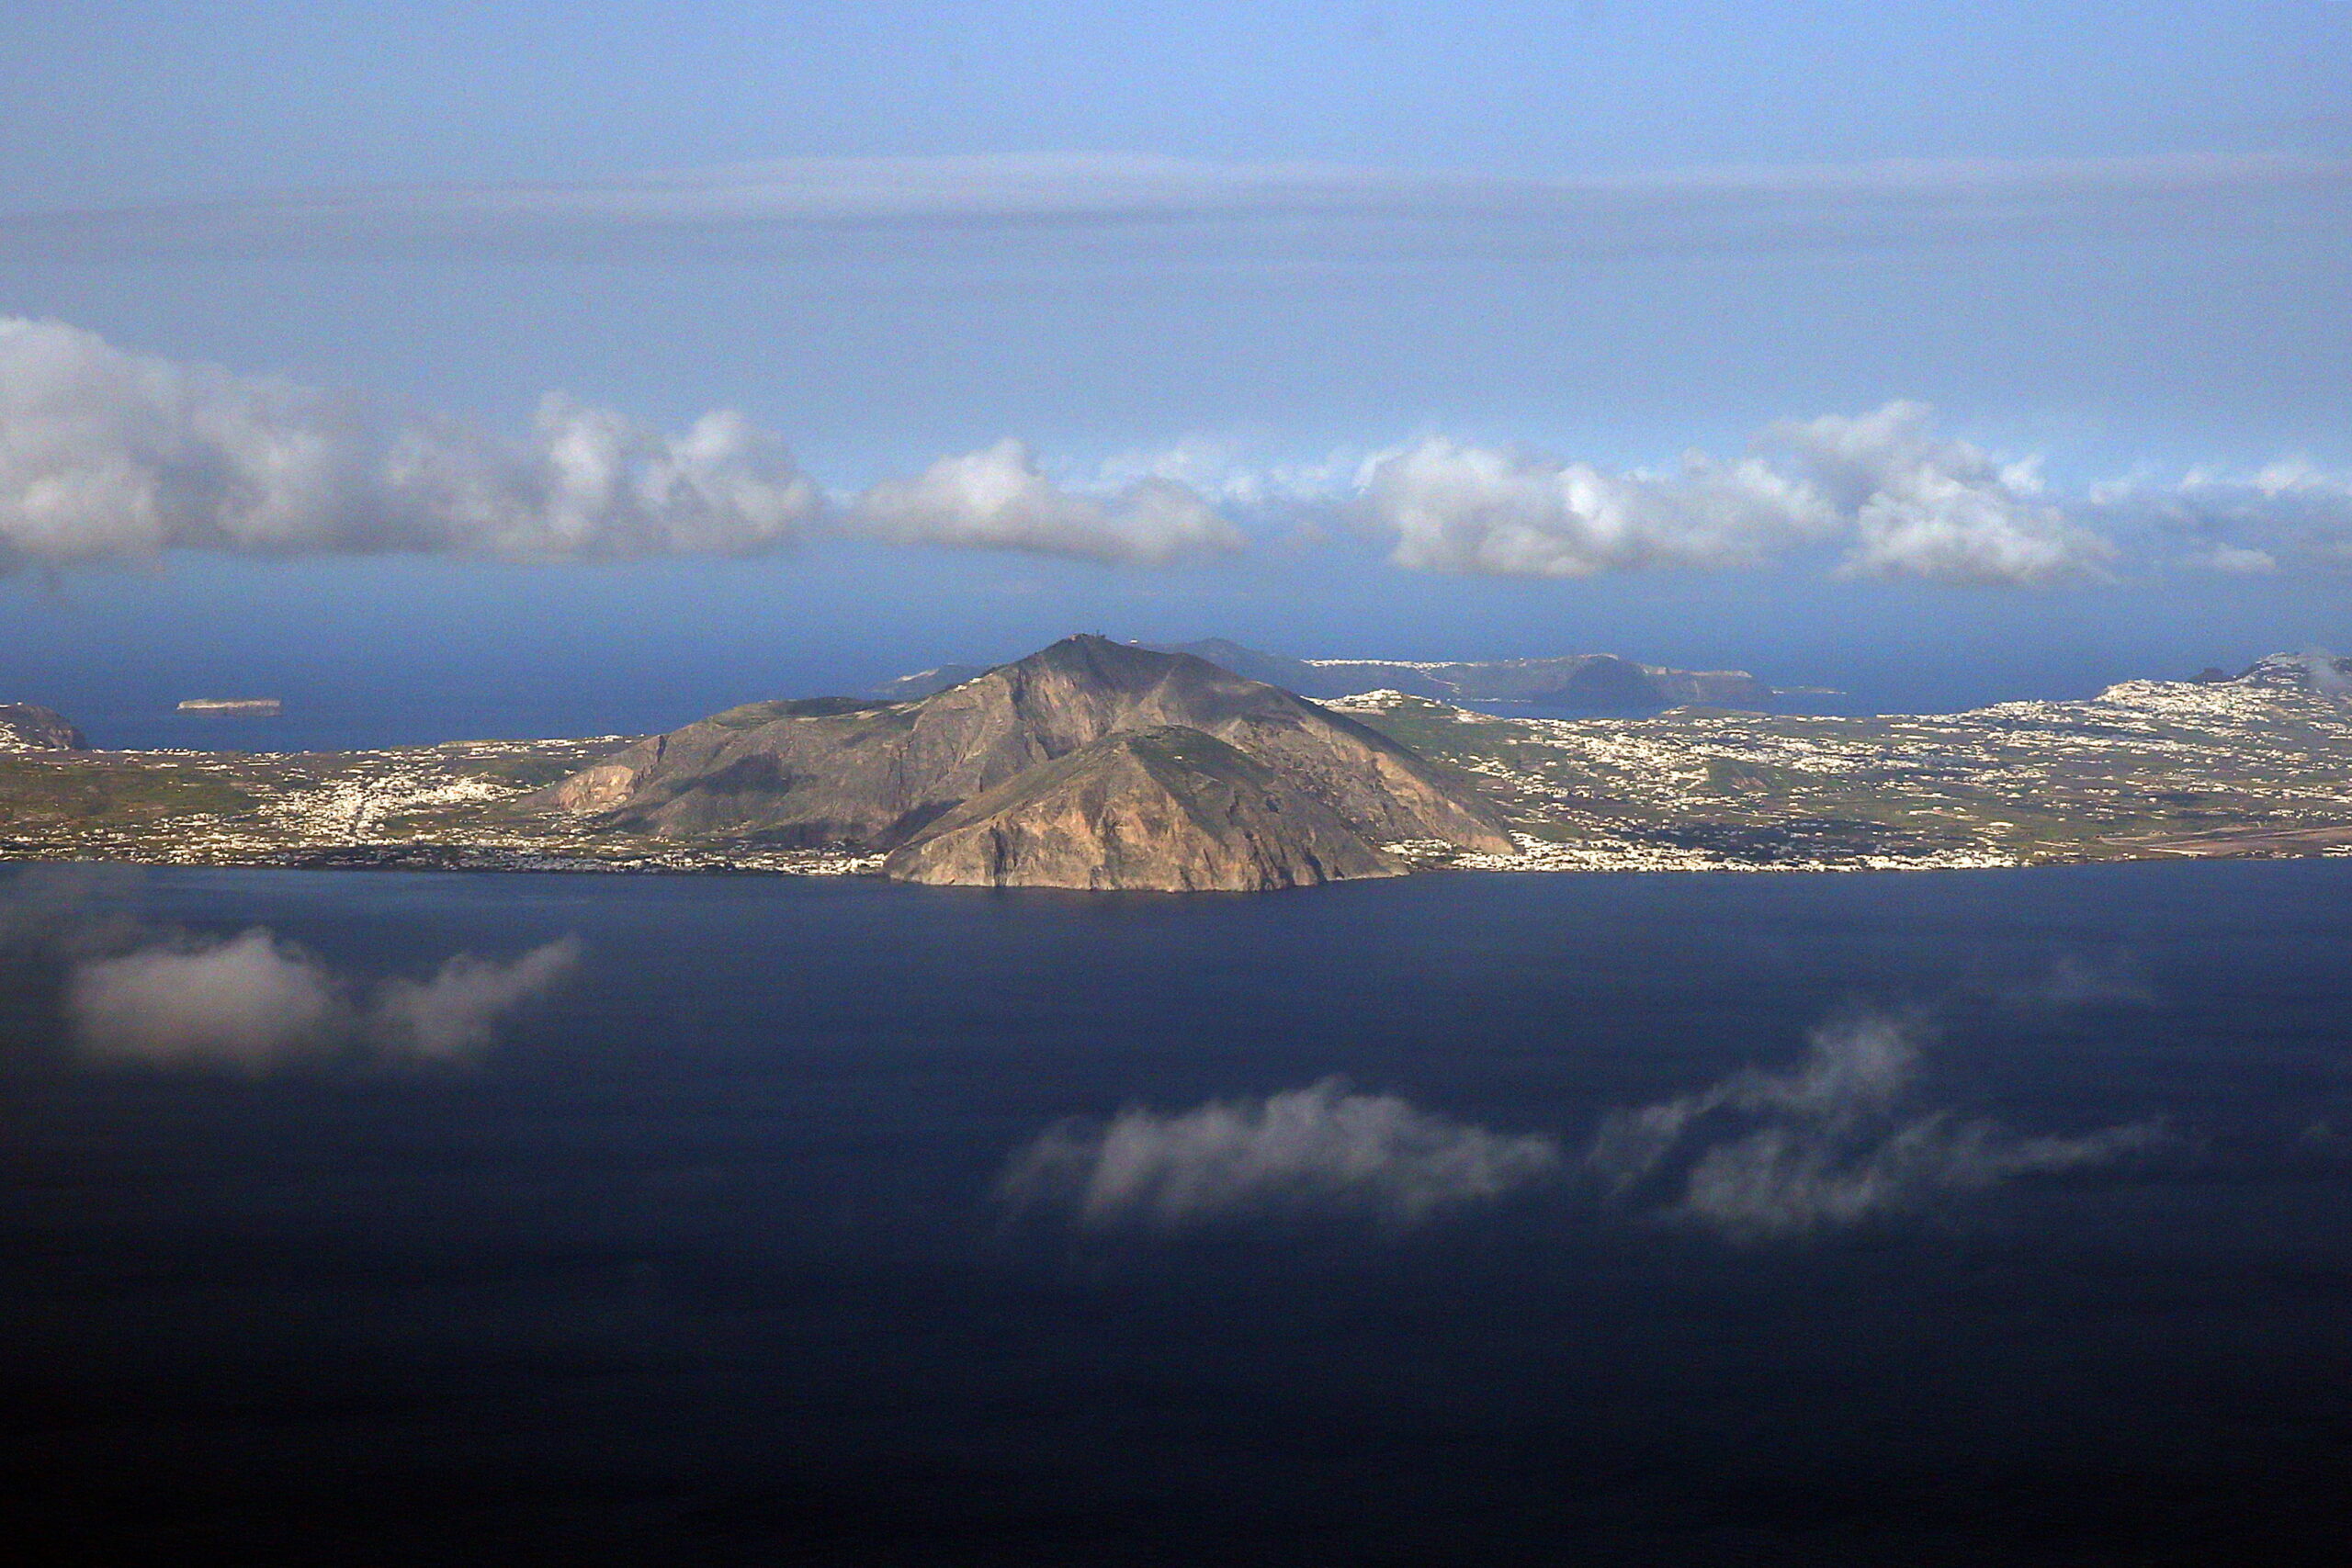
[540,635,1514,887]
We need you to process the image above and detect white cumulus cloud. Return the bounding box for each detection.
[1358,436,1836,578]
[1587,1010,2165,1241]
[1773,401,2116,585]
[850,437,1243,565]
[0,317,820,565]
[1357,402,2117,587]
[1001,1077,1560,1226]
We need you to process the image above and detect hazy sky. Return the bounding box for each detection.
[3,2,2348,733]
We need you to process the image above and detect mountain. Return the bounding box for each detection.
[0,704,86,751]
[540,636,1513,887]
[2227,653,2351,695]
[884,726,1406,890]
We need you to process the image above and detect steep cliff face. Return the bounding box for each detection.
[540,635,1514,858]
[883,726,1405,891]
[0,704,87,751]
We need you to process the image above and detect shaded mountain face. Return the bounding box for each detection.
[541,637,1514,871]
[884,726,1406,891]
[0,705,86,751]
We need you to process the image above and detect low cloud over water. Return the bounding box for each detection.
[1587,1009,2167,1241]
[66,928,580,1072]
[1002,1077,1561,1227]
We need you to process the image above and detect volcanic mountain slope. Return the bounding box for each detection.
[885,726,1408,890]
[537,636,1514,884]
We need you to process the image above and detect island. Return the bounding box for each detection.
[2,637,2347,891]
[176,698,285,716]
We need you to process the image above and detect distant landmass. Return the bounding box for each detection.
[177,697,284,716]
[0,704,86,752]
[872,639,1775,715]
[2,648,2347,891]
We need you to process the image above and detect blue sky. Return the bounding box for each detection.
[3,2,2349,737]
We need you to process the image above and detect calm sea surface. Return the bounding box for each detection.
[3,862,2348,1564]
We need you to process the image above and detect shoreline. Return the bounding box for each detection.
[5,834,2346,886]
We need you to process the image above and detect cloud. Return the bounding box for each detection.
[1356,402,2115,587]
[12,314,2342,585]
[6,150,2342,260]
[68,928,338,1071]
[63,926,578,1072]
[1090,437,1365,514]
[1588,1010,2165,1241]
[1001,1077,1560,1227]
[0,318,820,566]
[1357,436,1836,579]
[1772,401,2116,585]
[2092,458,2352,573]
[0,321,1252,570]
[367,935,582,1058]
[849,437,1242,565]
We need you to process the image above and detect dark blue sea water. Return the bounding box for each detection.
[4,861,2349,1564]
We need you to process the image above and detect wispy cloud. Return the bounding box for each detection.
[1001,1077,1560,1227]
[365,936,583,1059]
[1997,951,2158,1010]
[65,926,579,1072]
[4,150,2342,259]
[2092,458,2352,573]
[1587,1009,2166,1241]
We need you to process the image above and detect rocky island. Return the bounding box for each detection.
[1,639,2348,892]
[176,697,285,716]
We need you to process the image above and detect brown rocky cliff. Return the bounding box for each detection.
[883,726,1405,891]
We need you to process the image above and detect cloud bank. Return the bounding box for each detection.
[66,927,579,1072]
[1357,402,2117,587]
[6,318,2343,583]
[0,319,1237,570]
[1001,1078,1560,1227]
[2092,458,2352,574]
[1587,1010,2164,1240]
[0,319,823,564]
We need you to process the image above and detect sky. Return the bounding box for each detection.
[3,1,2349,739]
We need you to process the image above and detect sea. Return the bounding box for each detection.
[3,859,2348,1564]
